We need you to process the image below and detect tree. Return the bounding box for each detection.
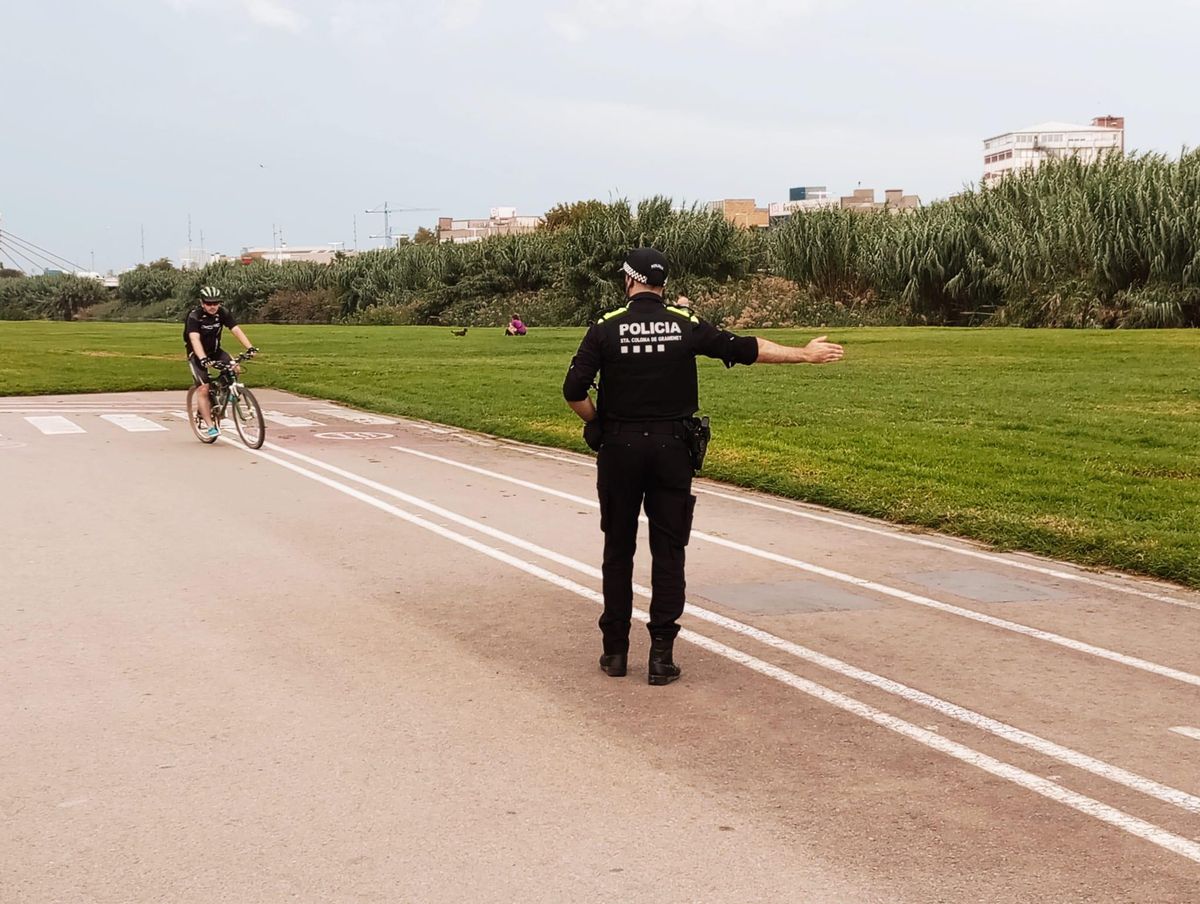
[413,226,438,245]
[540,199,607,232]
[0,266,24,279]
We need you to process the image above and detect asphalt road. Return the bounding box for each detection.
[2,390,1198,903]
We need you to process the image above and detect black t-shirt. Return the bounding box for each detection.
[562,293,759,420]
[183,305,238,358]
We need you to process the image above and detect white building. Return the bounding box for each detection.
[768,198,839,219]
[437,209,542,243]
[239,244,346,264]
[982,116,1124,183]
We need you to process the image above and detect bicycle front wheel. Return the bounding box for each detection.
[232,388,266,449]
[186,385,218,444]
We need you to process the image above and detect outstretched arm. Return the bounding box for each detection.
[755,335,844,364]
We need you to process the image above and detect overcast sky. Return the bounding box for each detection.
[3,0,1197,272]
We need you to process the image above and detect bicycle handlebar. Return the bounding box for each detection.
[211,350,256,371]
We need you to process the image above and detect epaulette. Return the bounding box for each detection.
[665,305,700,324]
[598,305,630,322]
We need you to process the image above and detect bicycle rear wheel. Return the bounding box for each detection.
[232,388,266,449]
[185,385,218,444]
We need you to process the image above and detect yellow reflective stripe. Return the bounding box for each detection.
[665,305,700,324]
[599,306,630,322]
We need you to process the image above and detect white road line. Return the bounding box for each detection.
[1170,727,1200,742]
[261,441,1200,816]
[215,439,1200,864]
[262,411,324,428]
[3,408,171,415]
[0,405,175,412]
[499,439,1200,612]
[24,416,86,435]
[390,445,1200,689]
[692,486,1200,614]
[310,407,398,425]
[100,414,169,433]
[506,445,590,465]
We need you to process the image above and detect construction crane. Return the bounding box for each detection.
[364,201,438,248]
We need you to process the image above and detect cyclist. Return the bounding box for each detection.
[184,286,258,437]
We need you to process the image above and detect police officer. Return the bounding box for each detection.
[562,247,844,685]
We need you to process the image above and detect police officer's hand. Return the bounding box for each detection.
[803,336,844,364]
[583,418,604,452]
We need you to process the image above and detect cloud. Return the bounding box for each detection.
[162,0,308,33]
[244,0,308,32]
[440,0,484,30]
[549,0,830,41]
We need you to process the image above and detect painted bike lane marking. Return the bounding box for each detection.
[100,414,169,433]
[210,436,1200,865]
[24,416,85,435]
[389,444,1200,689]
[247,440,1200,818]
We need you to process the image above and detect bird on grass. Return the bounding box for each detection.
[450,327,468,337]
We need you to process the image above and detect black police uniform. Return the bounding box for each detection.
[562,289,758,657]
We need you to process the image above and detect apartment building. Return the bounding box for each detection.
[705,199,770,228]
[437,207,542,243]
[982,116,1125,183]
[838,188,921,212]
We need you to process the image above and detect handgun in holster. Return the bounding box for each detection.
[685,416,711,472]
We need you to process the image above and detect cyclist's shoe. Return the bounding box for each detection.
[205,425,220,438]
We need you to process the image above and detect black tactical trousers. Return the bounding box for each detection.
[595,422,697,653]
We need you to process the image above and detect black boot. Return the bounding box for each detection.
[648,639,681,686]
[599,652,627,677]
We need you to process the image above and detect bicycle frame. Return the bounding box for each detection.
[204,351,254,421]
[206,369,243,422]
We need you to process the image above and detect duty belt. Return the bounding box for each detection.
[602,419,686,436]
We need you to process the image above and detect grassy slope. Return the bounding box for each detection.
[3,321,1197,587]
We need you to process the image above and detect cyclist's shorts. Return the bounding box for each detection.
[187,350,232,386]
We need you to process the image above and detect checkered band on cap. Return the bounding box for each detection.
[622,261,649,284]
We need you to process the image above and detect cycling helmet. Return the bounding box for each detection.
[199,286,222,300]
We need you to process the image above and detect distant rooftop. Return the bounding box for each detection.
[1012,120,1114,133]
[985,119,1124,141]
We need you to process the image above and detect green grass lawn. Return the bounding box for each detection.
[3,321,1198,588]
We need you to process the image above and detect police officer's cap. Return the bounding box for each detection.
[622,247,669,287]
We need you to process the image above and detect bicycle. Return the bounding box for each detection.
[186,351,265,449]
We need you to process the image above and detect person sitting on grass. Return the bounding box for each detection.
[504,314,527,336]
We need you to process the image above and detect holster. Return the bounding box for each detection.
[583,417,604,452]
[685,416,711,472]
